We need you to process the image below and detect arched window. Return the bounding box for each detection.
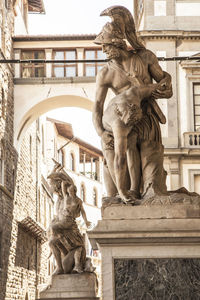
[80,184,86,202]
[92,188,97,206]
[69,152,75,171]
[58,149,64,166]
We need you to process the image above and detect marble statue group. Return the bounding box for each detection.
[46,4,173,276]
[92,5,173,204]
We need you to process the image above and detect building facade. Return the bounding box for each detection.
[134,0,200,193]
[1,1,48,300]
[1,1,200,299]
[0,1,17,299]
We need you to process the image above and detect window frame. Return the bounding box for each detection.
[20,49,46,78]
[69,152,75,172]
[80,183,86,202]
[193,83,200,131]
[52,49,78,78]
[58,149,64,166]
[92,188,97,206]
[83,48,105,77]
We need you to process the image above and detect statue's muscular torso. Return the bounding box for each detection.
[100,49,155,95]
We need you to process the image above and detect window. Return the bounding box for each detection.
[193,84,200,131]
[84,49,106,76]
[80,184,86,202]
[194,175,200,194]
[21,50,45,78]
[53,50,77,77]
[69,152,75,171]
[92,188,97,206]
[58,149,64,166]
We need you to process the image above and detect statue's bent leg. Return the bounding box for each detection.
[49,238,64,275]
[73,246,84,273]
[103,160,118,197]
[102,138,130,197]
[127,133,141,198]
[140,140,167,198]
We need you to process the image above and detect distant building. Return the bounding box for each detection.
[134,0,200,193]
[1,1,200,299]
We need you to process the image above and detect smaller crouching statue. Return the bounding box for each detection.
[47,160,95,275]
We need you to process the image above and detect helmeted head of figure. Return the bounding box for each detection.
[94,5,145,52]
[94,22,126,48]
[94,22,127,59]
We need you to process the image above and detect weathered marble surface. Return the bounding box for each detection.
[114,258,200,300]
[102,189,200,209]
[39,273,99,299]
[102,204,200,220]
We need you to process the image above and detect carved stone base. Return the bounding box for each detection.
[88,204,200,300]
[102,188,200,209]
[39,273,99,300]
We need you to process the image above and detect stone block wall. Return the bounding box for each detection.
[0,3,19,300]
[5,122,52,300]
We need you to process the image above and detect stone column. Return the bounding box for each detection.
[45,49,52,78]
[83,153,86,175]
[77,48,84,76]
[14,50,20,78]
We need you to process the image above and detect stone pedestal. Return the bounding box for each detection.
[39,273,99,300]
[88,204,200,300]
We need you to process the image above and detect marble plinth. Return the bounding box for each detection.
[88,204,200,300]
[39,273,99,300]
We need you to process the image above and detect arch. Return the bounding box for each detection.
[69,151,75,172]
[92,188,98,206]
[80,183,86,202]
[14,94,93,150]
[58,148,64,166]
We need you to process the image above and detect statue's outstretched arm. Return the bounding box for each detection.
[80,202,91,228]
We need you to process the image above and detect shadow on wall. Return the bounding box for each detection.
[15,225,41,272]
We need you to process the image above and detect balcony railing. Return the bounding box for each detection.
[184,132,200,147]
[80,171,98,180]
